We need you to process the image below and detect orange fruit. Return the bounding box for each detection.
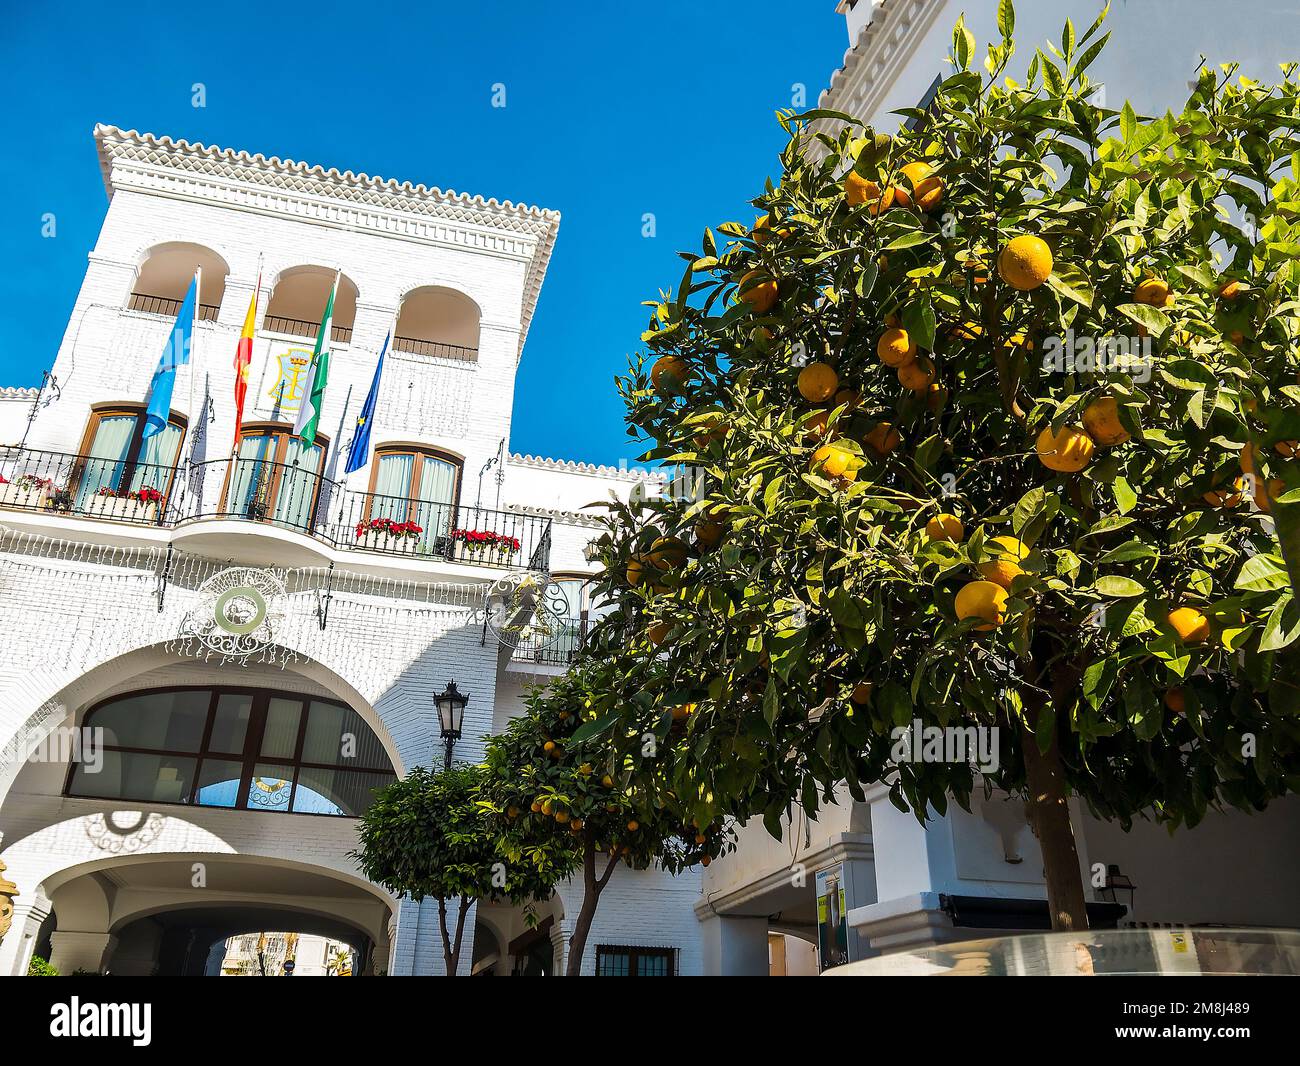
[955,580,1009,631]
[926,513,964,543]
[897,357,936,392]
[1167,606,1210,644]
[863,422,900,457]
[1240,443,1261,477]
[877,328,917,367]
[648,536,688,570]
[997,236,1053,291]
[1254,477,1285,513]
[647,621,671,646]
[626,558,646,586]
[1081,396,1131,446]
[738,271,778,313]
[695,521,724,549]
[798,361,839,402]
[1164,688,1186,714]
[845,172,894,214]
[670,704,695,722]
[650,355,689,395]
[627,820,640,832]
[1036,425,1095,472]
[1218,279,1244,300]
[812,442,856,480]
[834,387,861,409]
[850,681,873,705]
[1134,278,1173,306]
[1274,440,1299,458]
[1203,477,1246,507]
[925,382,948,411]
[977,535,1029,589]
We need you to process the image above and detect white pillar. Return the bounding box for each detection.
[0,897,50,976]
[49,930,117,975]
[700,914,769,976]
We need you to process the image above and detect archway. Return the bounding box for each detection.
[128,242,228,320]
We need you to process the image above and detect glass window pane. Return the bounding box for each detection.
[274,439,323,530]
[260,698,301,757]
[597,951,630,977]
[246,765,294,812]
[302,701,387,768]
[131,422,183,496]
[209,693,252,753]
[639,953,670,976]
[291,767,395,816]
[195,759,244,808]
[91,690,209,751]
[69,752,197,804]
[76,414,137,508]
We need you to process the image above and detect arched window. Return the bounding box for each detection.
[392,286,480,361]
[66,686,397,817]
[359,445,461,545]
[225,423,328,533]
[73,403,187,514]
[263,267,358,342]
[127,242,227,321]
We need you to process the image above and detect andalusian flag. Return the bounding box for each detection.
[293,271,338,447]
[232,264,261,451]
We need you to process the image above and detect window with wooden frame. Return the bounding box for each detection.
[227,423,329,531]
[74,403,188,512]
[66,686,397,817]
[595,945,676,976]
[364,444,462,541]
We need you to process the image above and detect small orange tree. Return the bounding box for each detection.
[481,658,731,976]
[596,2,1299,930]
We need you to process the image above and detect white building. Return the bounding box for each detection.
[0,125,700,977]
[689,0,1300,976]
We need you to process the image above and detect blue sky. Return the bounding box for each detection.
[0,0,847,467]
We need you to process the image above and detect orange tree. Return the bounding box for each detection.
[480,657,732,976]
[596,3,1300,930]
[351,764,562,975]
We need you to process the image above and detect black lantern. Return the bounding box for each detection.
[436,681,469,767]
[1098,863,1136,914]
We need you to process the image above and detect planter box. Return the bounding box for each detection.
[451,540,523,566]
[0,482,50,510]
[355,530,422,555]
[83,494,160,524]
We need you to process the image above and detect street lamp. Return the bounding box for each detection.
[436,681,469,768]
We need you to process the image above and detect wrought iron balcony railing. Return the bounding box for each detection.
[261,314,353,344]
[0,446,551,572]
[126,292,222,322]
[0,445,176,525]
[510,617,587,667]
[390,336,479,362]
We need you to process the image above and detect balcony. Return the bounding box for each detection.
[127,291,221,322]
[510,618,587,667]
[391,336,478,362]
[0,445,551,572]
[261,314,353,345]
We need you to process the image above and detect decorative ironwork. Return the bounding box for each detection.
[482,574,573,652]
[178,566,286,660]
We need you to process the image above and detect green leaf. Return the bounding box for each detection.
[1236,555,1290,592]
[901,297,937,352]
[997,0,1015,41]
[568,716,616,744]
[953,16,975,70]
[1259,594,1300,652]
[1045,261,1094,307]
[1096,575,1146,598]
[1115,302,1170,335]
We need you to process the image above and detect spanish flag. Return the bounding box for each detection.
[232,265,261,450]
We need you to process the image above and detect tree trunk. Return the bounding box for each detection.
[1018,719,1089,931]
[565,837,621,976]
[437,895,472,976]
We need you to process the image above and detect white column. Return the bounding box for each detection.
[49,930,117,975]
[0,897,50,976]
[700,914,769,976]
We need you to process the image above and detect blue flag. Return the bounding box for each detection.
[345,331,389,474]
[142,274,197,439]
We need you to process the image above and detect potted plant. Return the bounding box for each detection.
[450,528,522,563]
[85,485,165,523]
[0,473,53,509]
[355,516,424,554]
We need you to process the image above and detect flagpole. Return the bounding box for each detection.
[187,265,201,444]
[232,255,264,459]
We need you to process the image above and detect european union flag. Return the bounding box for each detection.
[142,273,197,439]
[345,331,388,475]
